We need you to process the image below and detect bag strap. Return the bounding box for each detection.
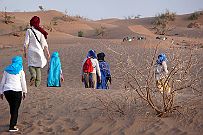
[30,28,40,44]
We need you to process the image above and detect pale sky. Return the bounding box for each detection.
[0,0,203,20]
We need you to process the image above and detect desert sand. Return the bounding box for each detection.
[0,10,203,135]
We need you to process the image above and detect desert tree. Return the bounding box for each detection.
[95,26,106,37]
[153,9,176,35]
[2,7,14,24]
[38,5,44,11]
[103,42,202,117]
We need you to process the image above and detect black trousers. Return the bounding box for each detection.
[4,91,22,128]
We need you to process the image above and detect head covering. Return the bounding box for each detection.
[47,52,61,87]
[97,52,105,61]
[5,56,23,75]
[87,50,97,59]
[30,16,48,39]
[156,53,167,65]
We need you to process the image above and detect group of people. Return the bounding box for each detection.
[0,16,64,132]
[81,50,111,89]
[0,16,170,132]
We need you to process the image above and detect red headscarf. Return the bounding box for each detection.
[30,16,48,39]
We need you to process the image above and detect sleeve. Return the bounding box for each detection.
[40,33,48,49]
[162,61,169,74]
[96,60,101,77]
[81,58,86,75]
[0,71,6,94]
[20,70,27,93]
[106,62,111,76]
[24,30,30,48]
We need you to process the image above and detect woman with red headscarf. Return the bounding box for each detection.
[23,16,50,87]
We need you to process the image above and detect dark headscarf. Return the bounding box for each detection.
[97,52,105,61]
[30,16,48,39]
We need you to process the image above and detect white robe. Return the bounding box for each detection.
[24,27,48,68]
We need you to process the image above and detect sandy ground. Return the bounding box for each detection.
[0,10,203,135]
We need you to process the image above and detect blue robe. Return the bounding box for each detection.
[97,61,111,89]
[47,52,62,87]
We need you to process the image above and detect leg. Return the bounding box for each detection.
[35,67,41,87]
[4,91,22,129]
[90,73,97,89]
[156,80,163,93]
[84,74,90,88]
[29,66,36,86]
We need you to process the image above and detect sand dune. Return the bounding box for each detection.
[0,10,203,135]
[128,25,155,36]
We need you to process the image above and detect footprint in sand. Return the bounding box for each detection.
[64,118,79,131]
[43,127,53,132]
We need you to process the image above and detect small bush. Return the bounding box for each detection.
[95,26,106,37]
[78,31,84,37]
[188,12,201,20]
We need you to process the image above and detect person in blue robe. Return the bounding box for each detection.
[96,52,111,89]
[47,52,64,87]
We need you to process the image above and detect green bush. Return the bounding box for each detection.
[188,12,201,20]
[78,31,84,37]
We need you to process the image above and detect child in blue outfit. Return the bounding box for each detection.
[96,52,111,89]
[47,52,64,87]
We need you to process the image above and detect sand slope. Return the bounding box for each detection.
[0,10,203,135]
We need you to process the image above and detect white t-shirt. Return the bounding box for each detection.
[155,61,169,80]
[0,70,27,94]
[81,58,101,77]
[24,27,48,68]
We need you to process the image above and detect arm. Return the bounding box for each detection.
[106,62,111,84]
[162,61,169,74]
[0,71,6,100]
[40,33,50,59]
[23,30,29,58]
[81,58,86,82]
[44,46,50,59]
[60,69,64,82]
[20,70,27,99]
[95,60,101,81]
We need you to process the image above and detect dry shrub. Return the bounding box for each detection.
[95,26,106,37]
[1,7,15,24]
[104,43,202,117]
[153,10,176,35]
[187,22,202,28]
[95,92,137,119]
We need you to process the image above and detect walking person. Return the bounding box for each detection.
[23,16,50,87]
[47,52,64,87]
[81,50,101,88]
[155,53,171,94]
[96,52,111,89]
[0,56,27,132]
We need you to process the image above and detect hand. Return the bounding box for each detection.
[47,53,50,59]
[61,76,64,82]
[107,76,111,84]
[109,77,112,84]
[1,94,3,100]
[97,77,101,83]
[24,53,27,58]
[22,93,26,100]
